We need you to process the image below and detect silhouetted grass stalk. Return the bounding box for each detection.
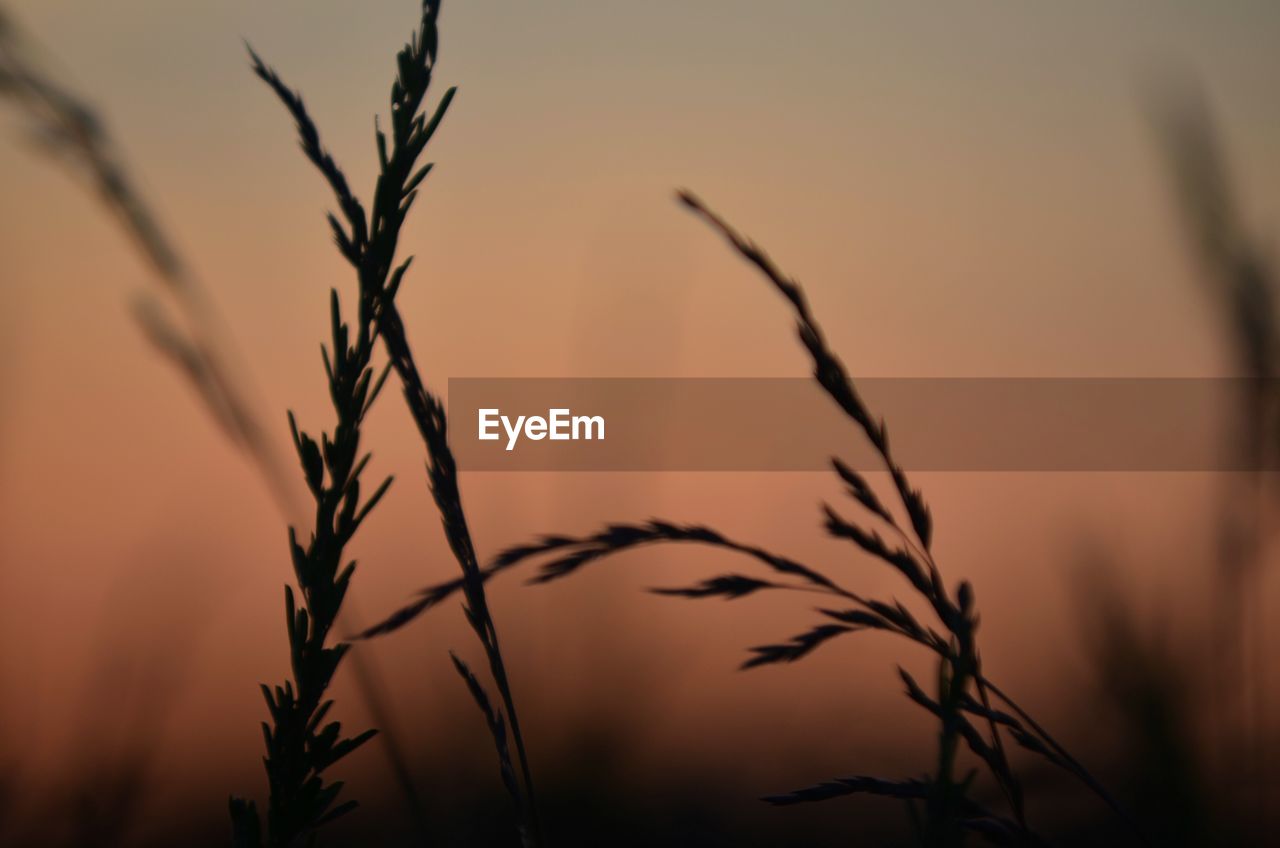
[227,269,395,844]
[249,3,540,844]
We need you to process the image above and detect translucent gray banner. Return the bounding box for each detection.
[447,378,1274,471]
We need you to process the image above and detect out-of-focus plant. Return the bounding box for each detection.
[1153,82,1278,818]
[0,2,291,510]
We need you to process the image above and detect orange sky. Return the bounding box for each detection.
[2,0,1279,824]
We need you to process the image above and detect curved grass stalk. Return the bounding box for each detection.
[367,191,1140,846]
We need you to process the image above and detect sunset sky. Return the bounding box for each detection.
[2,0,1279,837]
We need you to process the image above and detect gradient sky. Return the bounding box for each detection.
[2,0,1279,826]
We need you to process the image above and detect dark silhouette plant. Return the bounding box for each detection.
[244,2,540,844]
[225,194,395,847]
